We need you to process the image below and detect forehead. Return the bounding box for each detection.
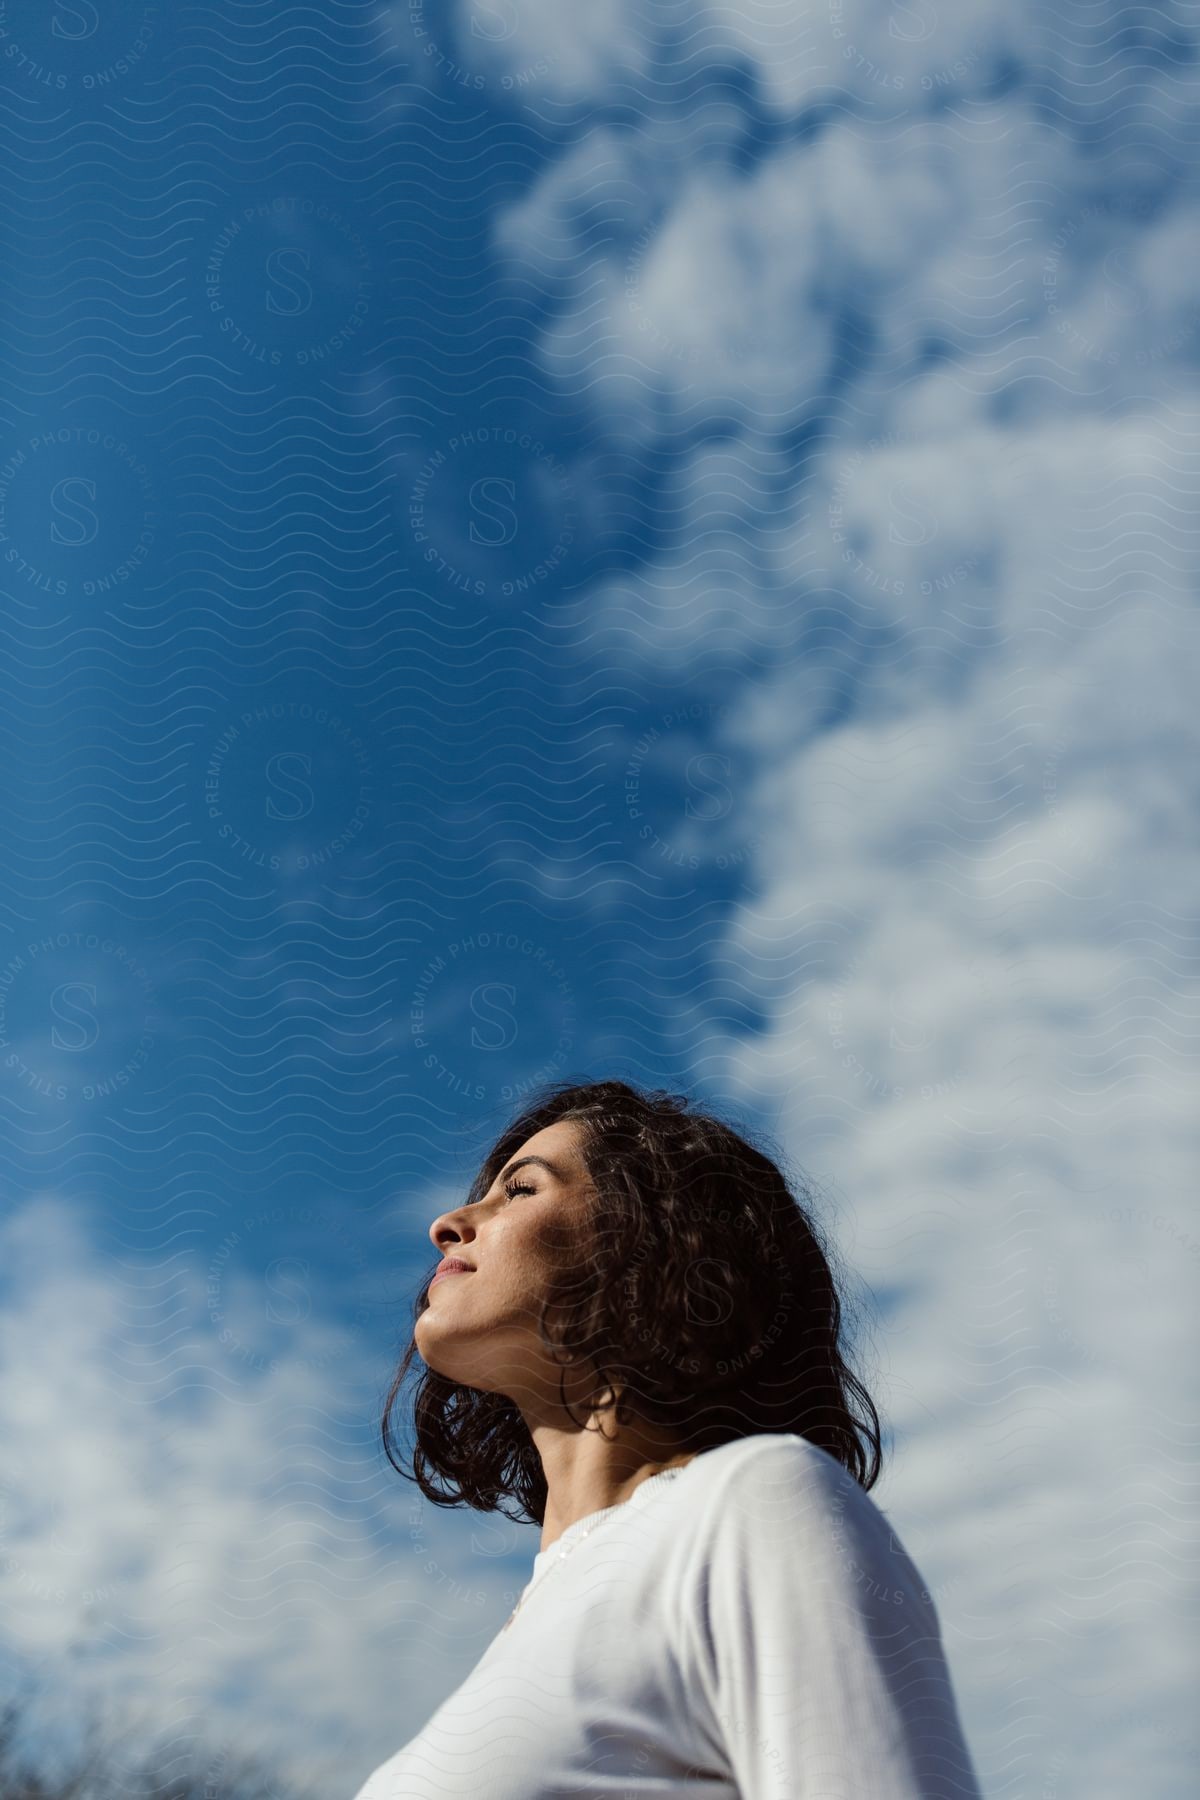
[498,1117,585,1173]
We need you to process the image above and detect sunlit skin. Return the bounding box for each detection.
[418,1118,697,1554]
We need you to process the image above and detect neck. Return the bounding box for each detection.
[525,1406,696,1555]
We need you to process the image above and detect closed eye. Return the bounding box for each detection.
[502,1178,537,1202]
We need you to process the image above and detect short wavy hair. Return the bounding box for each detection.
[382,1078,883,1524]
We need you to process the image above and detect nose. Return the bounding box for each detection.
[429,1205,476,1258]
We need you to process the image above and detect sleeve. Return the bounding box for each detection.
[679,1437,983,1800]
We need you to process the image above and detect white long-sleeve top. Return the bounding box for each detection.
[352,1431,982,1799]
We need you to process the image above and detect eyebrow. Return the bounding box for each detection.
[478,1153,571,1198]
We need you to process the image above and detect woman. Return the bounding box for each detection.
[353,1079,982,1799]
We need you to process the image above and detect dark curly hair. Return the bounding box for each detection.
[382,1078,883,1524]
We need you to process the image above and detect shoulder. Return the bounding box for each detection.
[677,1431,936,1616]
[684,1429,879,1525]
[667,1441,982,1800]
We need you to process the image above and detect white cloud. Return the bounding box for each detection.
[453,0,1200,140]
[0,1195,533,1794]
[686,402,1200,1791]
[463,0,657,94]
[452,0,1040,113]
[539,401,1198,1800]
[500,105,1104,452]
[480,26,1200,1791]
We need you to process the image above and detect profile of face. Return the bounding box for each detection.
[416,1118,595,1414]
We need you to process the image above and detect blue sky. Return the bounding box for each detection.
[0,4,1197,1797]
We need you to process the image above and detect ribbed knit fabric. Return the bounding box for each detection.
[352,1432,982,1799]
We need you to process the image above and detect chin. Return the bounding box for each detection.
[414,1315,463,1374]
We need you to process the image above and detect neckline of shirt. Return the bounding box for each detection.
[531,1462,691,1575]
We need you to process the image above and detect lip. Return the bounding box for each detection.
[430,1261,473,1286]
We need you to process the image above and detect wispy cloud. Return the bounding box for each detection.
[0,1194,531,1794]
[479,14,1200,1793]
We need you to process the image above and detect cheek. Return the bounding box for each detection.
[490,1234,553,1293]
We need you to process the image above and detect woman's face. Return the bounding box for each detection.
[415,1118,595,1408]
